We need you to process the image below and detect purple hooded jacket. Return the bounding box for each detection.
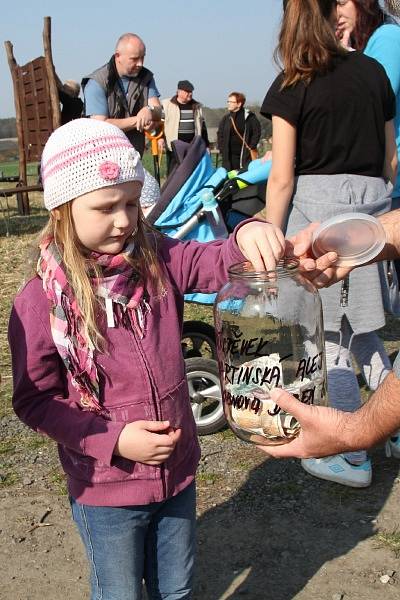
[9,232,246,506]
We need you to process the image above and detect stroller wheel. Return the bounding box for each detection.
[181,321,217,360]
[185,358,226,436]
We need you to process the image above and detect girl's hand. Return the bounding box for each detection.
[114,420,182,465]
[236,221,286,272]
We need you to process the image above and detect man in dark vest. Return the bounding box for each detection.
[82,33,161,156]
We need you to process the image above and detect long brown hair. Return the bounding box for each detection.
[349,0,389,50]
[38,206,164,349]
[277,0,346,87]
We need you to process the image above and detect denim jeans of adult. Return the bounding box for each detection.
[70,481,196,600]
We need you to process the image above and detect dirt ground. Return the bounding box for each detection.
[1,404,400,600]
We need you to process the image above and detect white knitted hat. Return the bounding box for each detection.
[41,118,145,210]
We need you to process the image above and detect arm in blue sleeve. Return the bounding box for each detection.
[148,77,160,100]
[83,79,109,116]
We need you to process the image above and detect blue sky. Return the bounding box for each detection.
[0,0,283,119]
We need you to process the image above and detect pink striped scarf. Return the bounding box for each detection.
[37,239,149,415]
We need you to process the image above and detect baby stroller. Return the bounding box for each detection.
[146,136,271,434]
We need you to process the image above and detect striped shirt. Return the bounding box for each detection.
[177,101,196,142]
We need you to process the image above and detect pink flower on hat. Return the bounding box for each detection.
[99,161,120,180]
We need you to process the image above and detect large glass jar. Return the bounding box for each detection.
[214,260,328,446]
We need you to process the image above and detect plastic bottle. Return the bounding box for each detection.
[201,190,229,239]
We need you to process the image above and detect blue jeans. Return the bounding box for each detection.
[70,482,196,600]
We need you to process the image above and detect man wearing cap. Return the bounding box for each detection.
[160,80,209,175]
[82,33,161,157]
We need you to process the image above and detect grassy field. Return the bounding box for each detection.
[0,162,38,178]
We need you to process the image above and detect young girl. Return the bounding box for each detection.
[8,118,285,600]
[260,0,397,487]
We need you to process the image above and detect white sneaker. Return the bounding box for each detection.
[301,455,372,488]
[385,433,400,459]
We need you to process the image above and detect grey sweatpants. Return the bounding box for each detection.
[326,317,391,464]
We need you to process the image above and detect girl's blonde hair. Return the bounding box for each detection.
[277,0,346,88]
[38,205,164,349]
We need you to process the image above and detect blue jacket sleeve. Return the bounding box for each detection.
[83,79,109,116]
[148,77,160,99]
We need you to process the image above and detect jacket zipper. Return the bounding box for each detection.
[129,327,166,498]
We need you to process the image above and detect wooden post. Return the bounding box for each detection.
[43,16,61,131]
[4,41,30,215]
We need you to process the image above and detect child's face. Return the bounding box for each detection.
[70,181,142,254]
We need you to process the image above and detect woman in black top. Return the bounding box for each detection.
[261,0,397,488]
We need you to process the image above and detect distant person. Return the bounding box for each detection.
[56,78,83,125]
[217,92,261,171]
[82,33,161,156]
[160,80,209,175]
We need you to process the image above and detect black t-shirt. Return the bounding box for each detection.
[261,52,395,176]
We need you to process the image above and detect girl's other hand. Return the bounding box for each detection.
[114,420,182,465]
[236,221,286,272]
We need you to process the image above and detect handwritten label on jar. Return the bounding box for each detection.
[219,326,324,419]
[223,382,317,416]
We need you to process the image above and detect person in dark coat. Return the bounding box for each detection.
[217,91,261,170]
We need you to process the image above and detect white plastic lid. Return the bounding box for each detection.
[311,213,386,267]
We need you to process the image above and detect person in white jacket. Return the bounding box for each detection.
[160,80,209,175]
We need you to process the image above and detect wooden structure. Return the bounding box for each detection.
[2,16,61,214]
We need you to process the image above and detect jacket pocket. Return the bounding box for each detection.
[61,446,161,484]
[158,377,199,470]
